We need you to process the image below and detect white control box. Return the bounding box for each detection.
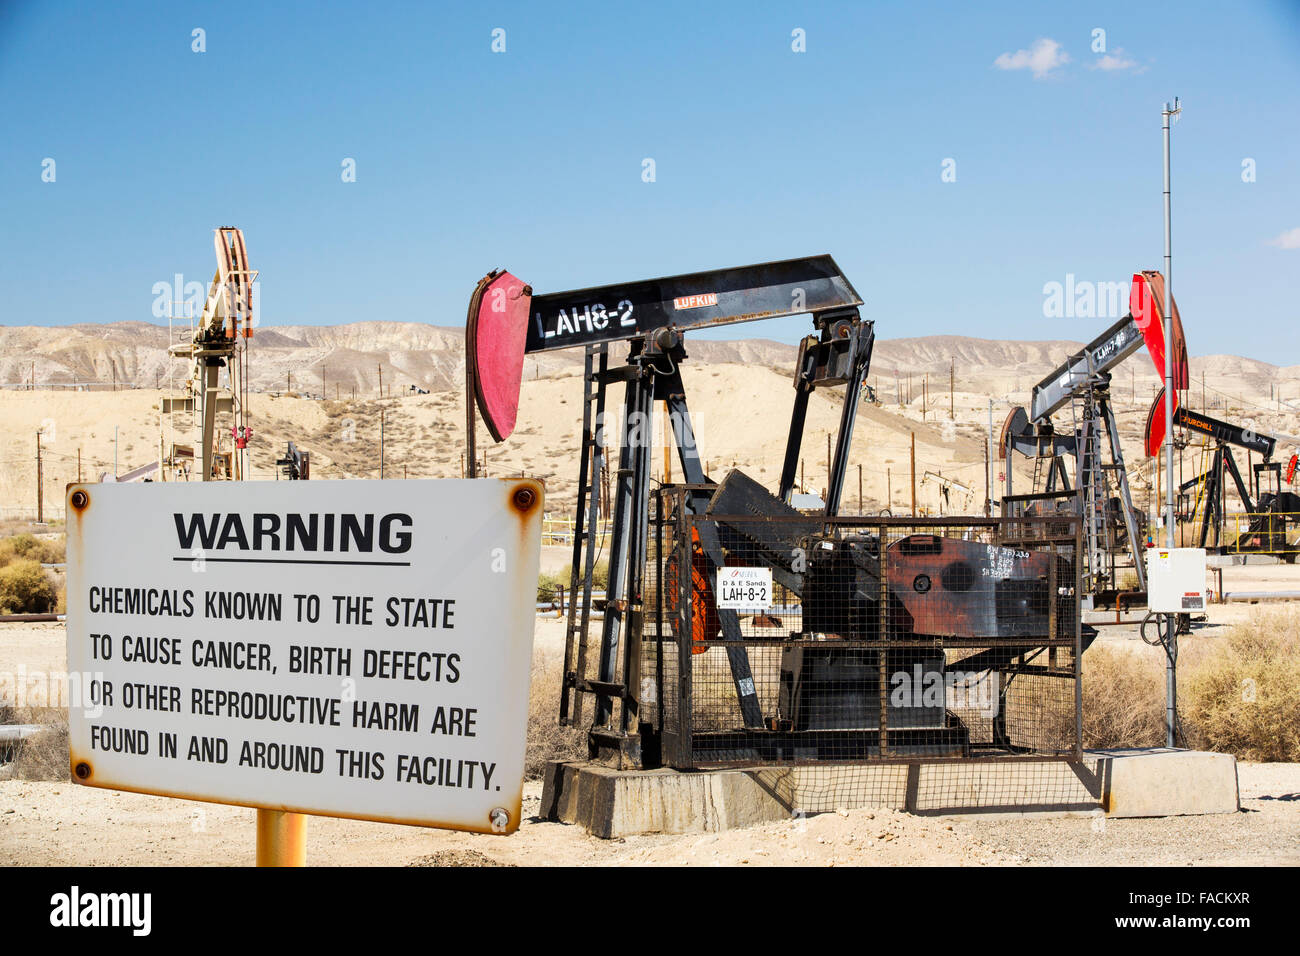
[1146,547,1207,612]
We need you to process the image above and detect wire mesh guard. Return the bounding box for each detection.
[637,481,1084,771]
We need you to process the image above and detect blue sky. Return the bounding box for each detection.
[2,1,1298,361]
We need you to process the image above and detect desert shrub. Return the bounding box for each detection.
[537,570,568,603]
[0,533,64,567]
[0,533,62,567]
[1181,608,1300,761]
[536,560,609,603]
[1080,644,1167,749]
[0,559,58,614]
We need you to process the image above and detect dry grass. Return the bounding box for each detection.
[1181,607,1300,761]
[1080,607,1300,760]
[525,653,585,779]
[0,706,69,781]
[1080,645,1168,749]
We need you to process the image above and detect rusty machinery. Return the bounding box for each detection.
[1144,396,1300,560]
[999,271,1190,601]
[467,257,1089,768]
[163,227,257,482]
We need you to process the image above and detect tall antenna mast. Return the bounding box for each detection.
[1161,95,1181,749]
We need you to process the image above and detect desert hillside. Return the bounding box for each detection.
[1,321,1297,520]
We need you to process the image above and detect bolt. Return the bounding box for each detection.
[513,487,535,510]
[71,490,88,509]
[74,762,90,779]
[489,807,509,833]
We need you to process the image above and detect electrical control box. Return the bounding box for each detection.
[1145,547,1207,613]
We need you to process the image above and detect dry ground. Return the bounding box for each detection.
[2,602,1299,866]
[1,765,1295,867]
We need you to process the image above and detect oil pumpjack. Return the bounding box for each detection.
[999,271,1189,600]
[467,257,1089,768]
[162,227,257,482]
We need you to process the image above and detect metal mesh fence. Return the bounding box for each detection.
[642,481,1083,771]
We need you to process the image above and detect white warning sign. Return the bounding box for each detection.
[64,478,543,835]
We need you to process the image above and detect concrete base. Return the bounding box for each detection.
[540,749,1239,838]
[1094,748,1239,818]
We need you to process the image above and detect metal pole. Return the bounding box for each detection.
[1162,96,1181,749]
[987,399,994,512]
[35,431,43,523]
[256,808,306,866]
[380,409,385,479]
[910,431,917,517]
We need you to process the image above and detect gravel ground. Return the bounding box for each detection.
[1,763,1295,866]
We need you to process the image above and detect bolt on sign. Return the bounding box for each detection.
[64,478,543,835]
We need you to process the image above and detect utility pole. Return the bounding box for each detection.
[287,371,292,393]
[887,468,892,512]
[114,426,119,479]
[377,364,383,399]
[910,431,917,517]
[380,409,385,479]
[922,373,928,421]
[1162,95,1181,749]
[35,430,43,523]
[77,447,82,483]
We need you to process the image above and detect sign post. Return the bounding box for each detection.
[65,478,544,862]
[257,809,306,867]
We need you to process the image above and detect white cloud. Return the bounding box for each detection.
[1267,227,1300,250]
[1090,48,1138,71]
[994,38,1070,79]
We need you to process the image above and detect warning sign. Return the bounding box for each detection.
[64,478,543,834]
